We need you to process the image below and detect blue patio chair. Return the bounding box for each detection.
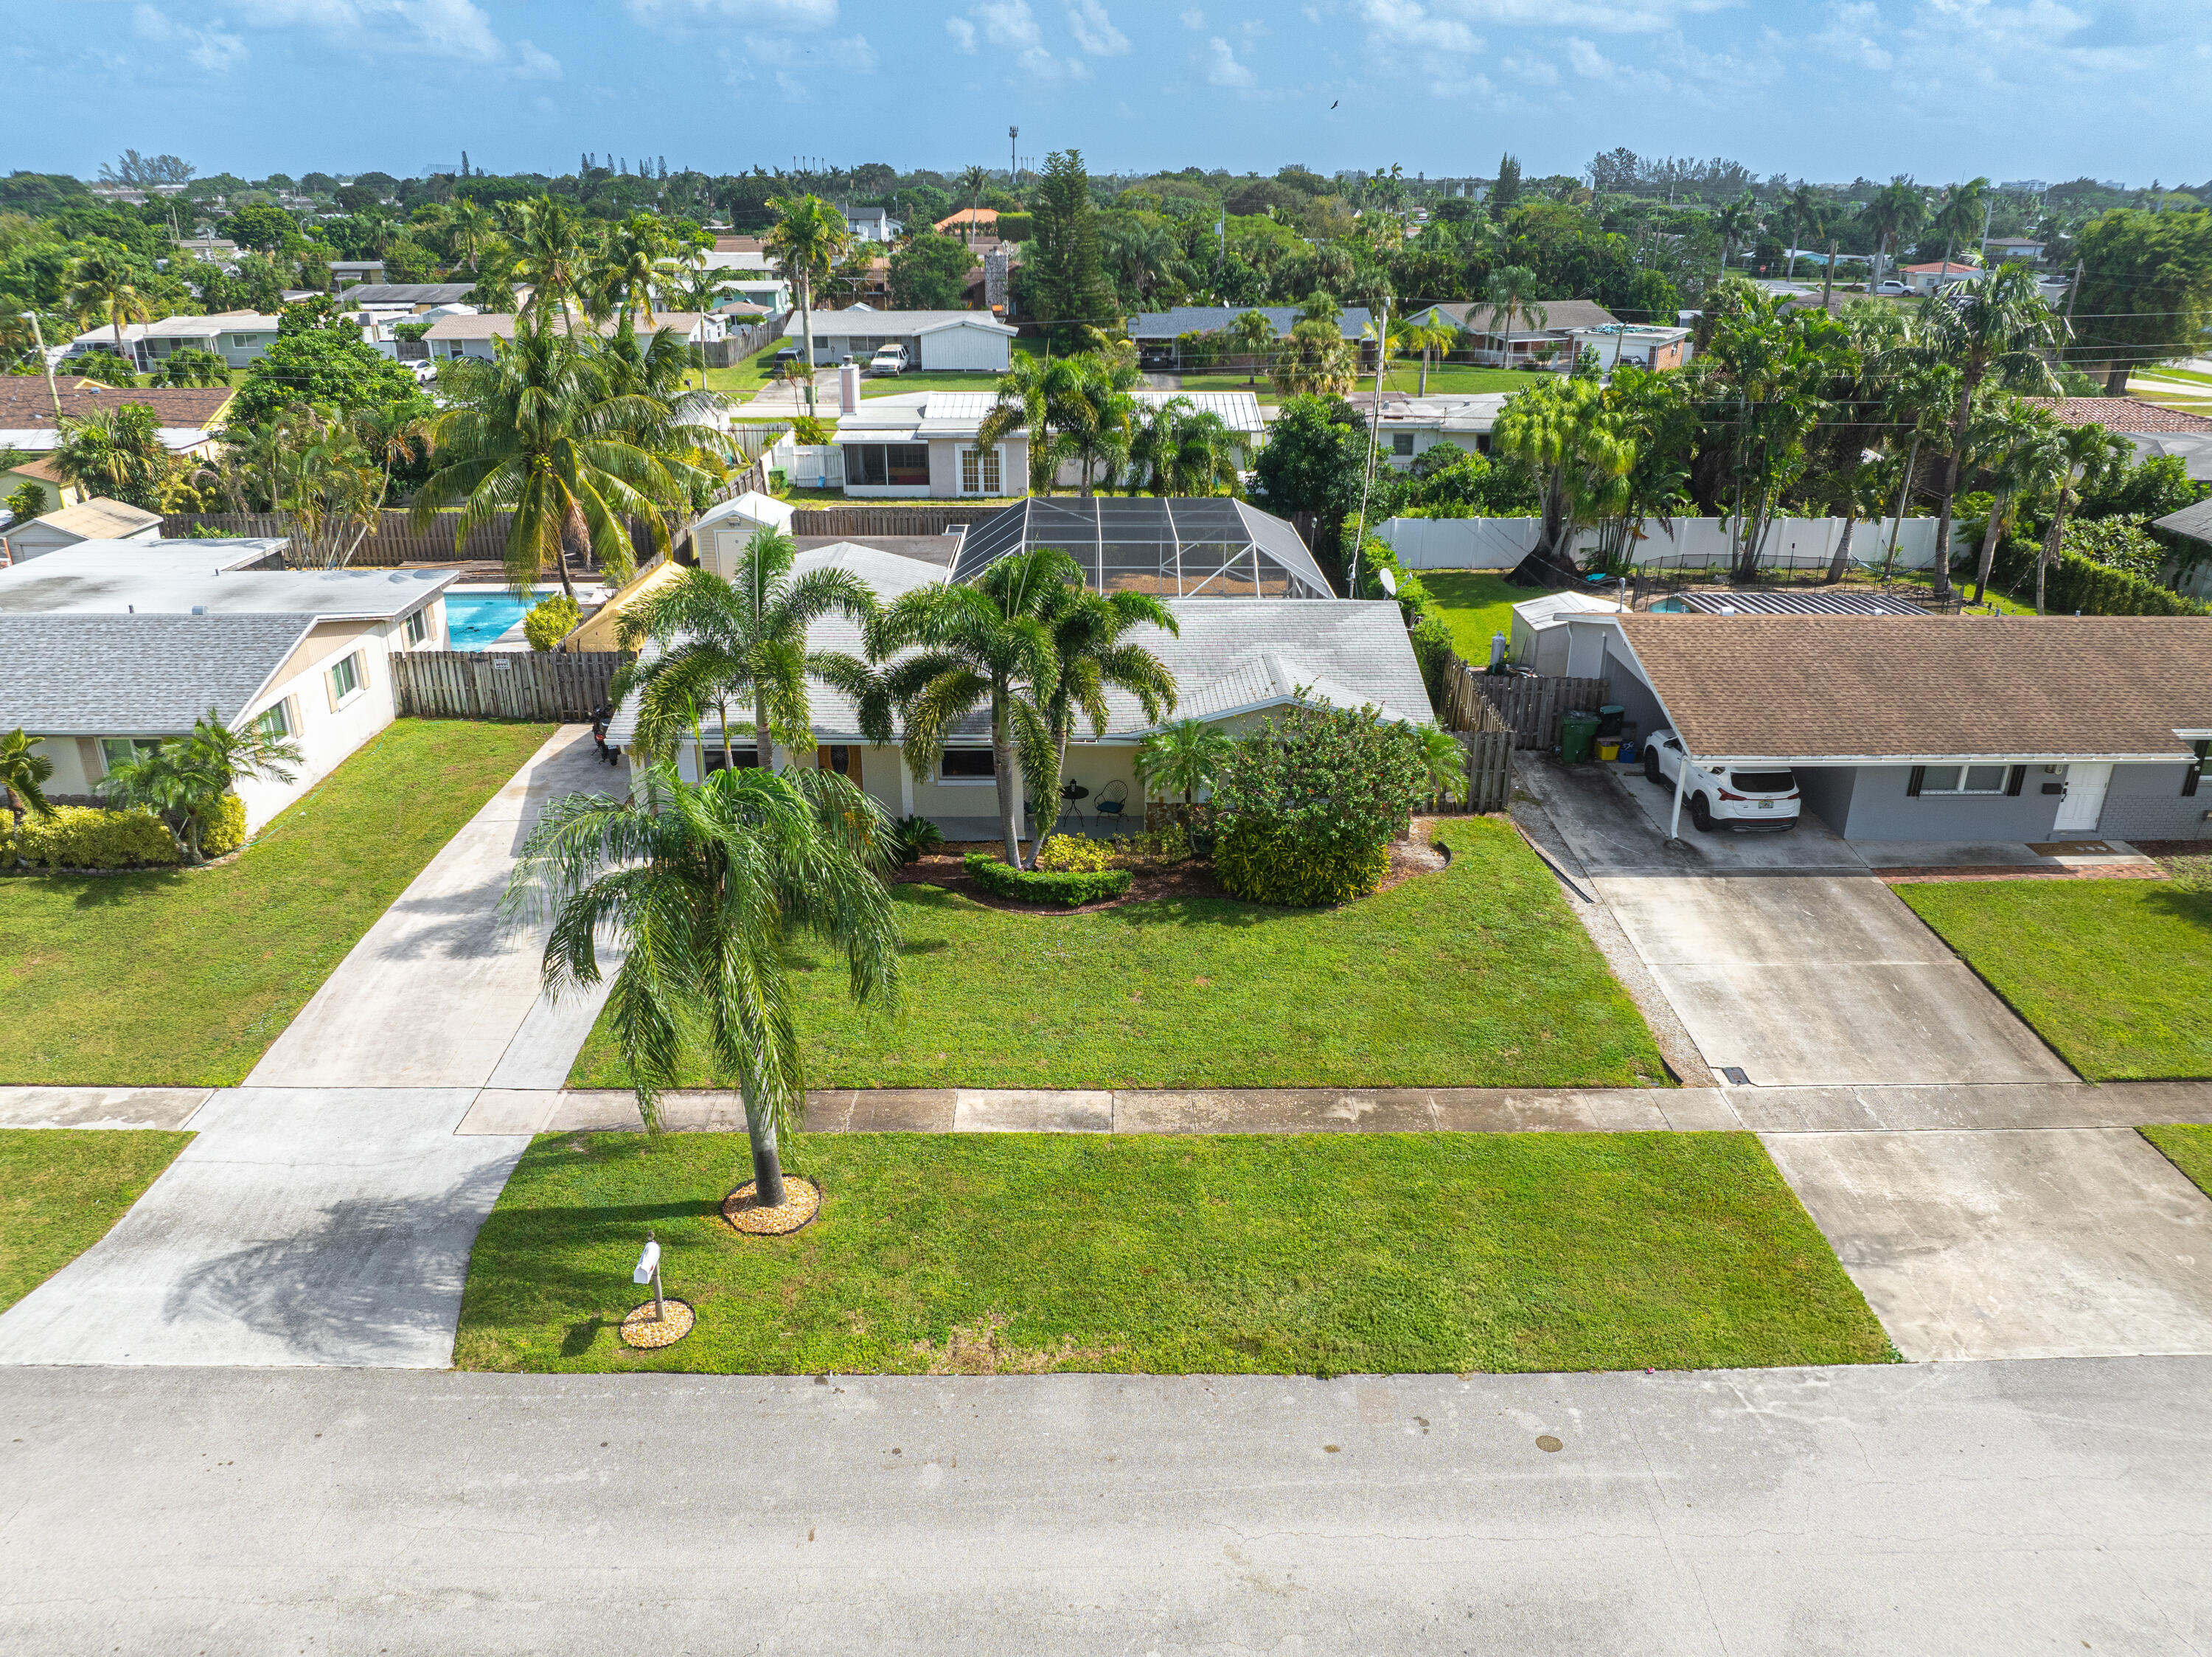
[1092,779,1129,832]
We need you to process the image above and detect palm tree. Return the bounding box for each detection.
[411,319,724,597]
[1049,355,1137,495]
[1227,308,1277,384]
[1480,265,1545,367]
[601,212,671,325]
[615,527,876,773]
[1023,583,1177,861]
[1860,176,1925,291]
[863,547,1075,868]
[1915,261,2061,596]
[2033,421,2131,612]
[763,193,855,417]
[1394,316,1457,395]
[504,761,900,1205]
[1933,177,1991,287]
[52,401,171,510]
[1124,397,1246,497]
[100,711,301,863]
[1712,191,1761,283]
[508,195,592,326]
[444,196,496,272]
[1963,397,2062,602]
[978,350,1096,497]
[956,164,990,243]
[63,246,150,374]
[1491,373,1635,583]
[1414,727,1468,807]
[1782,183,1821,281]
[0,727,55,830]
[1133,718,1230,819]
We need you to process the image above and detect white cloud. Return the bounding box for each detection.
[1359,0,1478,53]
[1066,0,1129,54]
[946,0,1079,76]
[1429,0,1733,32]
[132,4,247,70]
[1203,34,1255,85]
[1500,50,1557,83]
[622,0,838,30]
[946,15,978,46]
[1812,1,1891,70]
[206,0,571,74]
[1565,35,1614,76]
[512,38,562,80]
[1180,5,1205,25]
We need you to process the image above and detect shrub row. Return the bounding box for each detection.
[1213,820,1390,908]
[3,795,246,870]
[962,852,1132,909]
[1984,535,2211,616]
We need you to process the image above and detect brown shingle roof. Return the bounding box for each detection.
[2025,397,2212,434]
[1613,614,2212,762]
[0,380,235,431]
[1427,298,1621,337]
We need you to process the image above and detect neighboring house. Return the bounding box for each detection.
[423,310,728,361]
[1899,260,1987,295]
[935,208,999,237]
[2,499,163,561]
[2027,397,2212,481]
[1128,305,1377,372]
[801,306,1017,372]
[1983,237,2046,263]
[697,251,791,314]
[608,497,1423,837]
[0,547,456,830]
[1343,391,1511,465]
[827,388,1265,498]
[334,282,476,313]
[1,455,78,513]
[845,206,902,244]
[173,237,240,265]
[136,311,285,369]
[60,322,153,369]
[0,382,234,515]
[1551,611,2212,843]
[1408,299,1622,369]
[327,261,386,292]
[1565,323,1695,372]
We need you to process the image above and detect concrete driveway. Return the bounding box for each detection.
[1523,761,2071,1086]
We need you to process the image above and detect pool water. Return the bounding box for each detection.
[445,590,554,650]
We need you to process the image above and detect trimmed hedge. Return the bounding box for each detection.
[4,793,248,869]
[962,852,1132,908]
[1985,535,2211,616]
[199,793,248,857]
[1214,820,1390,908]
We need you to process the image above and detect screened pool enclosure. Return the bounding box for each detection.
[950,499,1334,600]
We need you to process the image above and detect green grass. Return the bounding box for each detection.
[1896,876,2212,1080]
[2141,1124,2212,1197]
[455,1129,1892,1375]
[570,817,1669,1090]
[0,1130,192,1313]
[0,719,557,1086]
[1424,570,1526,661]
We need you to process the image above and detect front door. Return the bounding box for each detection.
[2053,763,2112,833]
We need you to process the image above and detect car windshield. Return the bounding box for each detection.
[1731,771,1796,793]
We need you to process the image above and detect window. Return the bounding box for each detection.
[1390,432,1416,456]
[2185,741,2211,798]
[328,650,363,706]
[939,748,995,782]
[99,737,161,774]
[1914,764,2009,796]
[256,701,292,741]
[959,446,1001,496]
[846,443,932,487]
[701,748,764,773]
[403,608,429,646]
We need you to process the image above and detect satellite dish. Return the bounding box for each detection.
[1377,566,1398,597]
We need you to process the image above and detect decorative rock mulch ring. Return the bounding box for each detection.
[619,1297,696,1349]
[722,1175,821,1236]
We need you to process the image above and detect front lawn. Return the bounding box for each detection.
[570,816,1668,1090]
[2142,1124,2212,1196]
[0,1130,192,1313]
[1425,571,1526,662]
[0,719,557,1086]
[1896,876,2212,1080]
[456,1129,1891,1375]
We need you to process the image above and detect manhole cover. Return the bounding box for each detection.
[1536,1434,1563,1453]
[1719,1066,1752,1086]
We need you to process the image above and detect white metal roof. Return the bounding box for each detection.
[0,546,456,620]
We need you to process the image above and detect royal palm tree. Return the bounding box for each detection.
[2033,421,2132,612]
[615,526,876,773]
[63,246,150,377]
[412,320,724,596]
[1133,717,1231,819]
[507,195,592,326]
[1023,583,1177,861]
[0,727,55,830]
[1481,265,1545,367]
[862,547,1075,868]
[1915,261,2061,595]
[505,761,900,1206]
[762,193,854,416]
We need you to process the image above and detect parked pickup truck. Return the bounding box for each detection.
[869,343,910,376]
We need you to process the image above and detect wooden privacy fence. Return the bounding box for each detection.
[1440,729,1514,814]
[788,504,1002,538]
[1467,669,1610,752]
[391,650,632,722]
[160,510,661,569]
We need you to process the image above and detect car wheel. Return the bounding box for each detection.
[1643,746,1662,782]
[1688,793,1714,833]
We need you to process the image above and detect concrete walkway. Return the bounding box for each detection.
[5,1359,2211,1653]
[0,726,615,1369]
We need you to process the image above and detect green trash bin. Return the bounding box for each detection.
[1560,709,1599,764]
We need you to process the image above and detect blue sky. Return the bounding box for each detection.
[9,1,2209,187]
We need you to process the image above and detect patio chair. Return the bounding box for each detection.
[1092,779,1129,833]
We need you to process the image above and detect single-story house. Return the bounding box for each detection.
[2027,397,2212,482]
[935,208,999,237]
[1983,237,2045,263]
[2,499,163,562]
[800,307,1016,372]
[423,310,728,361]
[0,381,237,511]
[1343,391,1511,466]
[1405,299,1621,368]
[1565,323,1695,372]
[133,311,285,369]
[60,323,153,370]
[1129,305,1377,372]
[328,261,386,292]
[1550,611,2212,843]
[697,251,791,315]
[846,206,902,244]
[827,389,1265,499]
[608,497,1423,838]
[1899,260,1987,295]
[333,283,476,313]
[0,549,456,830]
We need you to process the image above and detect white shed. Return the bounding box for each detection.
[692,492,796,580]
[807,308,1016,373]
[1509,590,1627,674]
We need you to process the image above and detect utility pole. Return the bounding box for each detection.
[1009,128,1019,189]
[2061,257,2084,365]
[1349,295,1389,597]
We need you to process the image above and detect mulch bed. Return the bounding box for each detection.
[722,1175,821,1236]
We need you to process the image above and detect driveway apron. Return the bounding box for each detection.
[0,726,616,1369]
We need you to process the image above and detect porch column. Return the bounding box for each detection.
[1669,751,1689,839]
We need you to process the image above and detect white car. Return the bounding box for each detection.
[868,343,909,376]
[1642,729,1801,832]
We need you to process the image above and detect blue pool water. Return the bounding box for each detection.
[445,589,554,650]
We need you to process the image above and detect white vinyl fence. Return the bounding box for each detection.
[1379,515,1941,572]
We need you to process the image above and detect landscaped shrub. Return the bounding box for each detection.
[963,852,1131,908]
[1213,820,1390,907]
[7,805,181,869]
[1035,833,1116,872]
[1985,534,2211,616]
[523,594,582,652]
[200,793,248,857]
[890,813,944,864]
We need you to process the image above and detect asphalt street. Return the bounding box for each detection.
[4,1360,2210,1655]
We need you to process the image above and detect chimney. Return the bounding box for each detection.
[838,362,860,416]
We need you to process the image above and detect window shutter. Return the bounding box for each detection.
[324,665,341,712]
[352,649,368,691]
[2006,765,2025,796]
[1906,765,1926,798]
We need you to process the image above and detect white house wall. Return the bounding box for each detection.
[1378,515,1941,572]
[915,327,1012,373]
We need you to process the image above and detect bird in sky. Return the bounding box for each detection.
[1330,100,1339,109]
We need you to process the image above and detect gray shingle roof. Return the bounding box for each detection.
[0,613,313,736]
[0,546,453,619]
[1129,305,1375,343]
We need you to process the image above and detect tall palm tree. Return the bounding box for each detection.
[956,164,990,243]
[1227,308,1277,384]
[504,761,900,1206]
[600,212,671,325]
[1712,191,1761,282]
[1481,265,1545,367]
[63,246,150,373]
[1023,583,1177,861]
[1933,177,1992,286]
[508,195,592,326]
[411,319,723,596]
[0,727,55,830]
[762,193,854,417]
[1782,182,1821,281]
[444,196,496,272]
[1963,397,2062,602]
[1915,261,2060,596]
[1394,316,1456,395]
[2033,421,2131,612]
[1133,717,1230,819]
[862,547,1074,867]
[1860,176,1925,291]
[615,527,877,773]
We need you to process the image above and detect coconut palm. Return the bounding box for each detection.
[99,711,301,863]
[762,193,854,417]
[1712,191,1761,282]
[504,761,900,1203]
[2032,421,2132,612]
[1227,308,1277,384]
[1781,183,1821,281]
[443,195,497,272]
[1023,583,1178,861]
[1480,265,1545,367]
[507,194,592,326]
[0,727,55,829]
[1859,176,1925,291]
[1133,717,1231,817]
[1962,397,2062,602]
[1393,316,1457,395]
[412,319,726,596]
[600,212,672,325]
[956,164,990,243]
[1933,178,1991,286]
[615,526,877,773]
[862,547,1077,868]
[63,246,150,371]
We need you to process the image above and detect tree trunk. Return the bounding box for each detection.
[990,687,1022,866]
[556,501,587,600]
[1932,378,1975,598]
[1823,240,1836,309]
[1972,491,2007,602]
[1826,499,1858,583]
[2038,498,2068,614]
[1881,434,1919,579]
[797,274,817,415]
[745,1094,788,1209]
[754,691,772,771]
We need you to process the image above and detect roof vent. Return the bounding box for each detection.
[189,604,207,615]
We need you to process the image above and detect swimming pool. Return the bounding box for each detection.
[445,588,556,650]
